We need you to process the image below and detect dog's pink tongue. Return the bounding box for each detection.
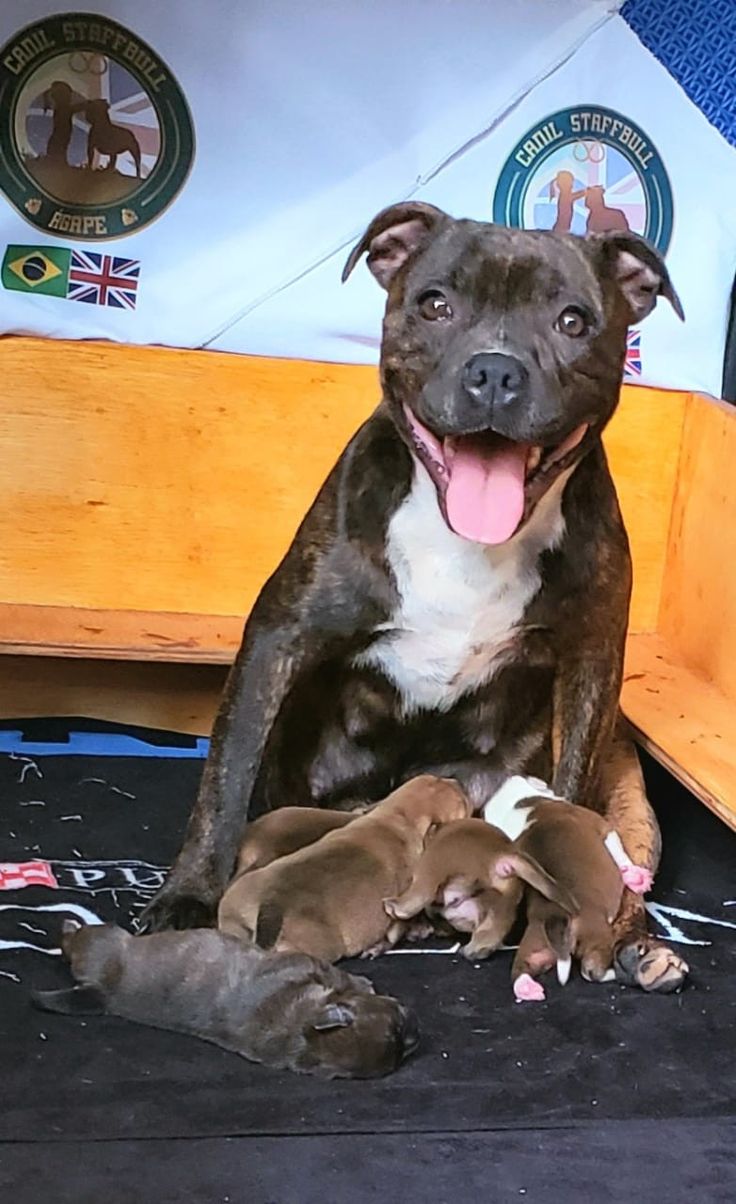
[445,434,528,544]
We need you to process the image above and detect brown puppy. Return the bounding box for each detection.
[235,807,356,874]
[483,775,653,1001]
[384,818,576,960]
[218,775,471,960]
[32,921,418,1079]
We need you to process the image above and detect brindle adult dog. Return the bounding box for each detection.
[142,203,687,993]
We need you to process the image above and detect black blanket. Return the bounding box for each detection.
[0,719,734,1201]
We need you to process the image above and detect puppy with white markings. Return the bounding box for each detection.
[218,775,471,961]
[384,817,577,960]
[483,776,653,1001]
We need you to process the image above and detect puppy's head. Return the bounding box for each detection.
[288,974,419,1079]
[344,204,682,545]
[385,775,471,832]
[31,920,128,1016]
[60,919,129,986]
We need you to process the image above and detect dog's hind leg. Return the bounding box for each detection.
[575,913,617,983]
[601,723,688,993]
[511,917,556,1001]
[463,907,515,961]
[384,862,442,921]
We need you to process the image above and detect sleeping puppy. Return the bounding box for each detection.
[32,921,419,1079]
[235,807,356,874]
[218,774,471,960]
[383,818,576,960]
[483,776,653,1001]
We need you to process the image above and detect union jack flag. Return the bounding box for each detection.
[0,860,58,891]
[624,329,642,379]
[67,251,140,310]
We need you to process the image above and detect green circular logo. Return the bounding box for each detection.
[0,13,194,240]
[493,106,673,254]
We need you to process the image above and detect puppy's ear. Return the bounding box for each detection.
[495,853,578,915]
[254,899,283,950]
[342,201,448,289]
[590,230,684,323]
[60,917,82,959]
[312,1002,354,1031]
[31,984,105,1015]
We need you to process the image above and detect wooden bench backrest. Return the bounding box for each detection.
[0,337,688,660]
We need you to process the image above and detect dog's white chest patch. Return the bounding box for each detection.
[356,465,566,714]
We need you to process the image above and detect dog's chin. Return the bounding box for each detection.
[402,404,591,545]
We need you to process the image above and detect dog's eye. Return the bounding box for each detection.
[556,306,589,337]
[418,290,453,322]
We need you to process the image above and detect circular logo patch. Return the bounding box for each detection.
[0,13,194,240]
[492,106,673,254]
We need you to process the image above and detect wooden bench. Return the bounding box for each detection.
[1,336,734,829]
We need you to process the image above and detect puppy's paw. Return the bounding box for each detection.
[383,898,401,919]
[403,917,436,942]
[620,864,653,895]
[359,939,393,960]
[462,942,493,962]
[513,973,546,1003]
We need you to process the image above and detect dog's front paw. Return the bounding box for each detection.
[138,889,217,933]
[614,937,689,993]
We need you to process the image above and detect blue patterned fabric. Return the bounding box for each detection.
[622,0,736,148]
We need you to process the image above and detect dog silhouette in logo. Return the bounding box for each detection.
[549,170,586,234]
[84,99,142,177]
[43,81,86,162]
[582,185,630,234]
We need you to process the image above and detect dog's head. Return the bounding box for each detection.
[379,775,472,833]
[343,203,682,544]
[289,972,419,1078]
[85,99,110,120]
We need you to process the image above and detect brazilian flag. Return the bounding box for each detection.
[2,245,71,297]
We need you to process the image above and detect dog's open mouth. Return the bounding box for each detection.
[403,406,589,545]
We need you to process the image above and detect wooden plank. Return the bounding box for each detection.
[622,632,736,832]
[0,338,380,617]
[0,656,225,736]
[658,393,736,702]
[605,384,687,633]
[0,603,242,662]
[4,635,734,836]
[0,337,685,656]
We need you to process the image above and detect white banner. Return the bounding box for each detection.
[1,2,733,397]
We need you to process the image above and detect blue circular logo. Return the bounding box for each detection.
[493,106,673,254]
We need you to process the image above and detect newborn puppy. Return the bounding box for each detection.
[235,807,356,874]
[483,776,653,1002]
[218,774,471,960]
[384,818,576,960]
[32,921,419,1079]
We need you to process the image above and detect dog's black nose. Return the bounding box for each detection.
[462,353,528,409]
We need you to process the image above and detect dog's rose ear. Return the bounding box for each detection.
[312,1002,355,1031]
[591,231,684,324]
[342,201,448,288]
